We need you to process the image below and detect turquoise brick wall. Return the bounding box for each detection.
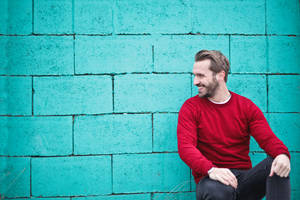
[0,0,299,199]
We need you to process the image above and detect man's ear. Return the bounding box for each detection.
[217,71,226,82]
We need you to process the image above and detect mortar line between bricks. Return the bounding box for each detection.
[72,115,75,155]
[111,154,113,193]
[266,75,269,113]
[152,113,154,152]
[1,73,299,77]
[228,35,231,74]
[72,0,74,34]
[0,33,299,37]
[32,0,34,34]
[264,0,267,35]
[30,157,32,197]
[73,35,76,74]
[31,76,34,115]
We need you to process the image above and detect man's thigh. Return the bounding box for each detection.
[196,176,236,200]
[233,156,273,200]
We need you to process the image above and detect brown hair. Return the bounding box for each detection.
[195,50,230,82]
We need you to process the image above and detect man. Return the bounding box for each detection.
[177,50,291,200]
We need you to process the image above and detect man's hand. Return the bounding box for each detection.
[269,154,291,177]
[208,167,238,189]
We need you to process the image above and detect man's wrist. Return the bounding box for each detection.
[207,167,215,175]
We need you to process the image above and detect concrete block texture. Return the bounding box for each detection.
[268,75,300,112]
[0,76,32,115]
[154,35,229,72]
[74,0,113,34]
[268,36,300,74]
[34,76,112,115]
[0,157,30,198]
[114,74,191,112]
[0,36,74,75]
[0,116,72,156]
[113,153,190,193]
[75,36,152,74]
[74,114,152,154]
[72,194,151,200]
[34,0,73,34]
[32,156,112,196]
[0,0,32,34]
[115,0,192,34]
[191,0,265,34]
[266,0,300,35]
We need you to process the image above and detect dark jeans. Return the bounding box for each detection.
[196,157,291,200]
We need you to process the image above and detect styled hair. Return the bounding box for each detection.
[195,50,230,82]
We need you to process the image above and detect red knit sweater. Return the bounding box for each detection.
[177,91,290,184]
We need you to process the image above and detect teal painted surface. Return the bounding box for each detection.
[115,0,191,34]
[74,0,113,34]
[34,76,112,115]
[230,36,267,73]
[268,75,300,112]
[266,0,300,34]
[268,36,300,73]
[191,0,265,34]
[0,157,30,198]
[0,0,32,34]
[73,194,151,200]
[32,156,111,196]
[0,76,32,115]
[154,35,229,72]
[0,36,74,75]
[34,0,73,34]
[114,74,191,112]
[74,114,152,154]
[153,113,178,152]
[0,116,72,156]
[75,36,152,74]
[1,0,299,199]
[113,153,190,193]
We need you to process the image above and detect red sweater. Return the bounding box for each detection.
[177,91,290,184]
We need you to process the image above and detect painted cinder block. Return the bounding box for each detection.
[12,198,70,200]
[75,36,152,74]
[34,0,72,34]
[72,194,151,200]
[32,156,112,196]
[266,0,300,35]
[74,0,113,34]
[113,153,190,193]
[115,0,191,34]
[230,36,267,73]
[249,152,268,167]
[0,0,32,34]
[191,0,265,34]
[153,192,196,200]
[0,116,72,156]
[0,76,31,115]
[268,36,300,74]
[153,113,178,152]
[192,74,267,112]
[0,36,73,75]
[74,114,152,154]
[154,35,229,72]
[0,157,30,198]
[268,113,300,151]
[114,74,191,112]
[268,75,300,112]
[34,76,112,115]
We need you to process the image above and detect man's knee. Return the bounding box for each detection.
[196,178,236,200]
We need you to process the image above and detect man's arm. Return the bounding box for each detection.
[247,100,291,177]
[177,101,237,188]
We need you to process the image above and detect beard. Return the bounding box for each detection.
[197,75,219,98]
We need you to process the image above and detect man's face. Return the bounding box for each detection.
[193,59,219,98]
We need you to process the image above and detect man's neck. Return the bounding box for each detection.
[208,85,231,103]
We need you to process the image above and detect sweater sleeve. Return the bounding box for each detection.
[247,100,291,160]
[177,101,215,176]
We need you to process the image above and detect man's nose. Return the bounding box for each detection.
[193,77,200,86]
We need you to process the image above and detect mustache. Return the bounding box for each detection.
[196,84,206,87]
